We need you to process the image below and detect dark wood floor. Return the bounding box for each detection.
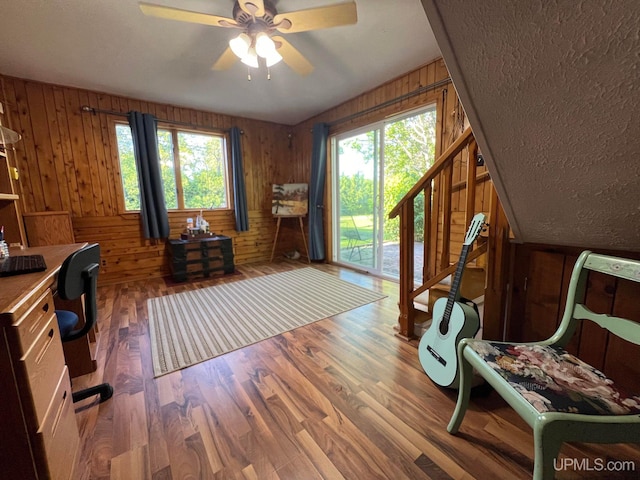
[72,260,640,479]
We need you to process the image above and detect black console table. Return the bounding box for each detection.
[167,235,234,282]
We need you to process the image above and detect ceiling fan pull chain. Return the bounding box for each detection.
[267,67,271,81]
[247,66,252,81]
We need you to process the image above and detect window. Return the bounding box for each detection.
[115,123,230,211]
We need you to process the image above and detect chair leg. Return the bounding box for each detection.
[533,423,563,480]
[348,244,362,261]
[447,344,474,434]
[346,238,355,260]
[72,383,114,404]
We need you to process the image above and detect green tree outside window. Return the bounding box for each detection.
[115,124,229,212]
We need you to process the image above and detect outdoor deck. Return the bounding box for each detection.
[339,241,425,283]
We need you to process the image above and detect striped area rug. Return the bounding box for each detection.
[148,268,386,377]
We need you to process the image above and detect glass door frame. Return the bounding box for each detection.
[330,104,437,280]
[331,123,386,275]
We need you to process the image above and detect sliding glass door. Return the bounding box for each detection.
[333,128,380,270]
[332,106,437,280]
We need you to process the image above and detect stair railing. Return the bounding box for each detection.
[388,126,483,340]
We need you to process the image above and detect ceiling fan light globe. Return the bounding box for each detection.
[240,48,259,68]
[255,32,276,58]
[265,51,283,67]
[229,33,251,59]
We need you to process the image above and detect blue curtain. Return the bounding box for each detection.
[230,127,249,231]
[308,123,329,260]
[128,111,170,239]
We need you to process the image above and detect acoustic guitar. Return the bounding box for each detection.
[418,213,486,389]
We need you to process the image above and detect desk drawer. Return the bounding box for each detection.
[37,367,79,480]
[14,289,56,356]
[22,313,66,426]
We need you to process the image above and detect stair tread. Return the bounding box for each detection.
[413,267,486,310]
[429,284,450,292]
[413,286,446,304]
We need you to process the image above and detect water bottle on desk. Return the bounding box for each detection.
[0,226,8,258]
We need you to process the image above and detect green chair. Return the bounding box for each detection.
[447,251,640,480]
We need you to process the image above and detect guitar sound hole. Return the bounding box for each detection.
[439,321,449,336]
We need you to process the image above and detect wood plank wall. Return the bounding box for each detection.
[1,57,488,284]
[0,74,295,283]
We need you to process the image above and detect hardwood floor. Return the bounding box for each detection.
[72,261,640,479]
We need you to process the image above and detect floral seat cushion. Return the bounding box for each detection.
[468,340,640,415]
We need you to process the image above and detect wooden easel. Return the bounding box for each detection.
[270,215,311,263]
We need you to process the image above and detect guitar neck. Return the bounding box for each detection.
[443,244,472,318]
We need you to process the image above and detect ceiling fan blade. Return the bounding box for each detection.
[139,2,239,28]
[211,47,239,71]
[274,2,357,33]
[272,36,314,76]
[238,0,265,17]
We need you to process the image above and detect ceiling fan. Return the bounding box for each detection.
[139,0,358,77]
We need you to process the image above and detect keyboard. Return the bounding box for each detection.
[0,255,48,277]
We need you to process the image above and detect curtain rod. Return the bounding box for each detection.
[80,106,235,133]
[81,76,451,134]
[327,77,451,128]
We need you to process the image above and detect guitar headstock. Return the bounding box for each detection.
[463,213,486,246]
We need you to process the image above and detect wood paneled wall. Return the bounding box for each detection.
[0,75,296,283]
[1,57,487,284]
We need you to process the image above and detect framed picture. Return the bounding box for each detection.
[272,183,308,216]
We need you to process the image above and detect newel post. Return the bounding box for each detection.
[397,201,415,340]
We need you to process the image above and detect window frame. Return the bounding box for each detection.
[113,119,233,213]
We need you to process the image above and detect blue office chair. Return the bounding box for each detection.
[55,243,113,403]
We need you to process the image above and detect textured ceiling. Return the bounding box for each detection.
[0,0,440,125]
[421,0,640,251]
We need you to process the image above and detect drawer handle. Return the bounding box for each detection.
[36,328,56,364]
[27,302,51,335]
[51,390,68,436]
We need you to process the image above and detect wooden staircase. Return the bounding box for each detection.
[412,264,486,335]
[389,126,496,341]
[413,265,486,313]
